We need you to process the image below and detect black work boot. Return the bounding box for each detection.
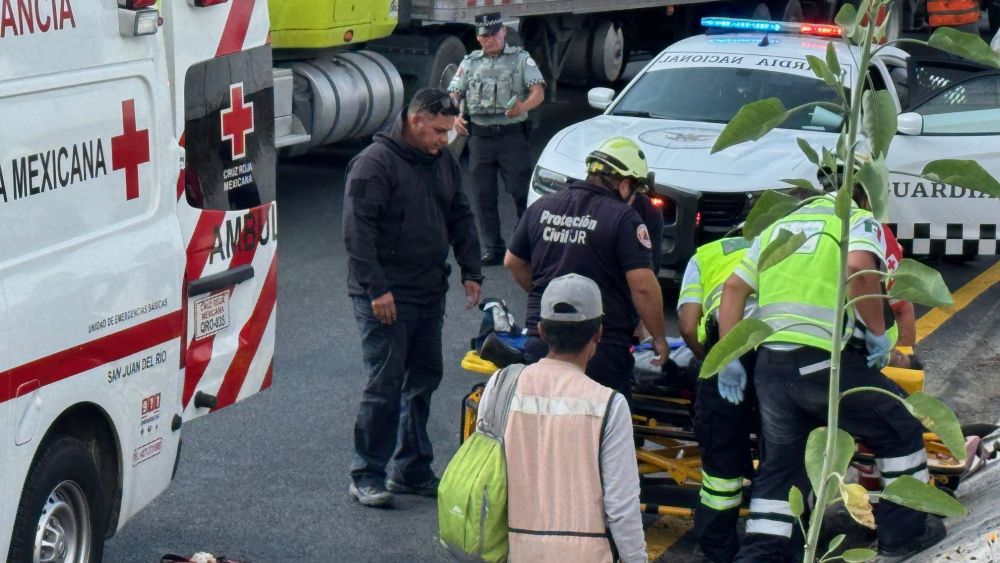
[878,515,946,558]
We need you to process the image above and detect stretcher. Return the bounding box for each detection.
[458,344,995,518]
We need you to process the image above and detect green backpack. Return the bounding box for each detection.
[438,364,525,563]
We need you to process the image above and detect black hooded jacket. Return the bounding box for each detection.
[344,111,483,304]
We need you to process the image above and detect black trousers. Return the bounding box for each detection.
[693,353,757,563]
[736,346,928,562]
[468,129,531,254]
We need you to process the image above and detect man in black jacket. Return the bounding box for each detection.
[343,88,483,507]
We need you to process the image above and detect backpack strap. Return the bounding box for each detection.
[476,363,525,440]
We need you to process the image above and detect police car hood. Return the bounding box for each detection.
[549,116,830,193]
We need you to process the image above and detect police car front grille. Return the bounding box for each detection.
[698,192,748,228]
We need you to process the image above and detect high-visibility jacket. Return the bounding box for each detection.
[689,237,752,344]
[755,198,896,351]
[927,0,980,28]
[504,359,616,563]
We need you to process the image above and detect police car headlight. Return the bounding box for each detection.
[531,166,570,196]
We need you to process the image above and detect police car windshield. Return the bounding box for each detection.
[610,67,845,132]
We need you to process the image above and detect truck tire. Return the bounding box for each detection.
[8,436,106,563]
[427,35,467,94]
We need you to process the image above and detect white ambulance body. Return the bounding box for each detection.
[0,1,278,560]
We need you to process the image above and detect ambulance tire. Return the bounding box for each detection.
[427,35,467,94]
[8,436,105,563]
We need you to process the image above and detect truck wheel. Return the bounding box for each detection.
[7,436,105,563]
[427,35,467,93]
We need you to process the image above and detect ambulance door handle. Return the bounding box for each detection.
[188,264,255,297]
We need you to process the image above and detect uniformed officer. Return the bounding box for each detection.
[677,236,756,563]
[449,12,546,266]
[504,137,669,397]
[720,185,945,561]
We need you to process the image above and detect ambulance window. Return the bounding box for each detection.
[183,47,276,210]
[916,74,1000,135]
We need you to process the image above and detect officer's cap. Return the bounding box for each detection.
[475,12,503,36]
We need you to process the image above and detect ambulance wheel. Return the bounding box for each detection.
[8,436,105,563]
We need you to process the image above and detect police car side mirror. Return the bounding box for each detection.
[897,112,924,136]
[588,87,616,111]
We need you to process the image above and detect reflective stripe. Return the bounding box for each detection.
[746,518,793,537]
[700,488,743,511]
[703,472,743,493]
[762,316,835,340]
[876,449,928,474]
[756,302,837,324]
[509,394,607,417]
[749,498,793,516]
[799,359,831,376]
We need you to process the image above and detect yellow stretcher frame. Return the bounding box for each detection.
[458,348,967,515]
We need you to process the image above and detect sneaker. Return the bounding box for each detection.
[481,250,503,266]
[878,516,946,558]
[349,482,394,507]
[386,476,440,497]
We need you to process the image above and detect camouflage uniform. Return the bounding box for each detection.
[449,43,545,257]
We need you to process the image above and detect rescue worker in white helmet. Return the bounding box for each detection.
[504,136,669,397]
[677,231,756,562]
[722,163,946,561]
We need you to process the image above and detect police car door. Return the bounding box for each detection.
[885,56,1000,257]
[162,2,277,422]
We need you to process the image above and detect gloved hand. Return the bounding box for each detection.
[865,331,890,369]
[718,359,747,405]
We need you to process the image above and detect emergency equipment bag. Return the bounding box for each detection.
[438,364,525,562]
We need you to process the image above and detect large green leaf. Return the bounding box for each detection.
[922,159,1000,198]
[744,190,801,238]
[758,229,807,272]
[835,183,853,219]
[712,98,789,154]
[835,3,859,41]
[807,54,841,91]
[904,391,967,463]
[841,548,877,562]
[881,475,967,517]
[855,157,889,222]
[805,427,855,494]
[797,137,819,165]
[862,90,897,159]
[699,318,773,379]
[889,258,953,309]
[928,27,1000,70]
[782,178,819,192]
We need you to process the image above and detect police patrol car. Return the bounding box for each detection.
[529,16,1000,280]
[1,1,279,559]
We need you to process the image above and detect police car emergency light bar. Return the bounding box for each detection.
[701,17,843,38]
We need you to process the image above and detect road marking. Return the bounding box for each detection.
[915,260,1000,344]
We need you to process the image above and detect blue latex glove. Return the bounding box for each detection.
[718,359,747,405]
[865,331,891,369]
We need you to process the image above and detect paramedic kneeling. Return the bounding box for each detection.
[504,136,668,397]
[721,194,945,561]
[478,273,647,562]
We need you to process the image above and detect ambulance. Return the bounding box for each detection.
[0,1,280,560]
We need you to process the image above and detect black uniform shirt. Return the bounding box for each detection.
[509,180,654,346]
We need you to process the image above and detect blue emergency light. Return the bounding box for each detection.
[701,17,843,37]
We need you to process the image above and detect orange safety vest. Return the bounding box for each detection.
[927,0,980,27]
[504,358,616,563]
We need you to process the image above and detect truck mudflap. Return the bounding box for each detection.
[177,45,278,422]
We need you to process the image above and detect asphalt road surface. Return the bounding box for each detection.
[104,87,1000,562]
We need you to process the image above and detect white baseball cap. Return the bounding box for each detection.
[540,274,603,322]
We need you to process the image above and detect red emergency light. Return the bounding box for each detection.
[651,196,666,208]
[118,0,156,8]
[799,23,843,37]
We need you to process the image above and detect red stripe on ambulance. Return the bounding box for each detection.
[215,0,256,57]
[1,311,183,405]
[211,252,277,409]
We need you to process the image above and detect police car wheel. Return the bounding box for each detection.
[8,436,105,563]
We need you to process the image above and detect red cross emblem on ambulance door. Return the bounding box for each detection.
[220,82,255,160]
[111,99,150,201]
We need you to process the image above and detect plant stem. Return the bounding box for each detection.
[801,5,878,561]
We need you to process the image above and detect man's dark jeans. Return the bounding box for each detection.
[351,296,445,489]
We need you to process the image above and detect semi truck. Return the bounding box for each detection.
[271,0,968,155]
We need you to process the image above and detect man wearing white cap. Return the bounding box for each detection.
[477,273,647,563]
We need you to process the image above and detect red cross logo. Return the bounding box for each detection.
[111,99,150,201]
[220,82,254,160]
